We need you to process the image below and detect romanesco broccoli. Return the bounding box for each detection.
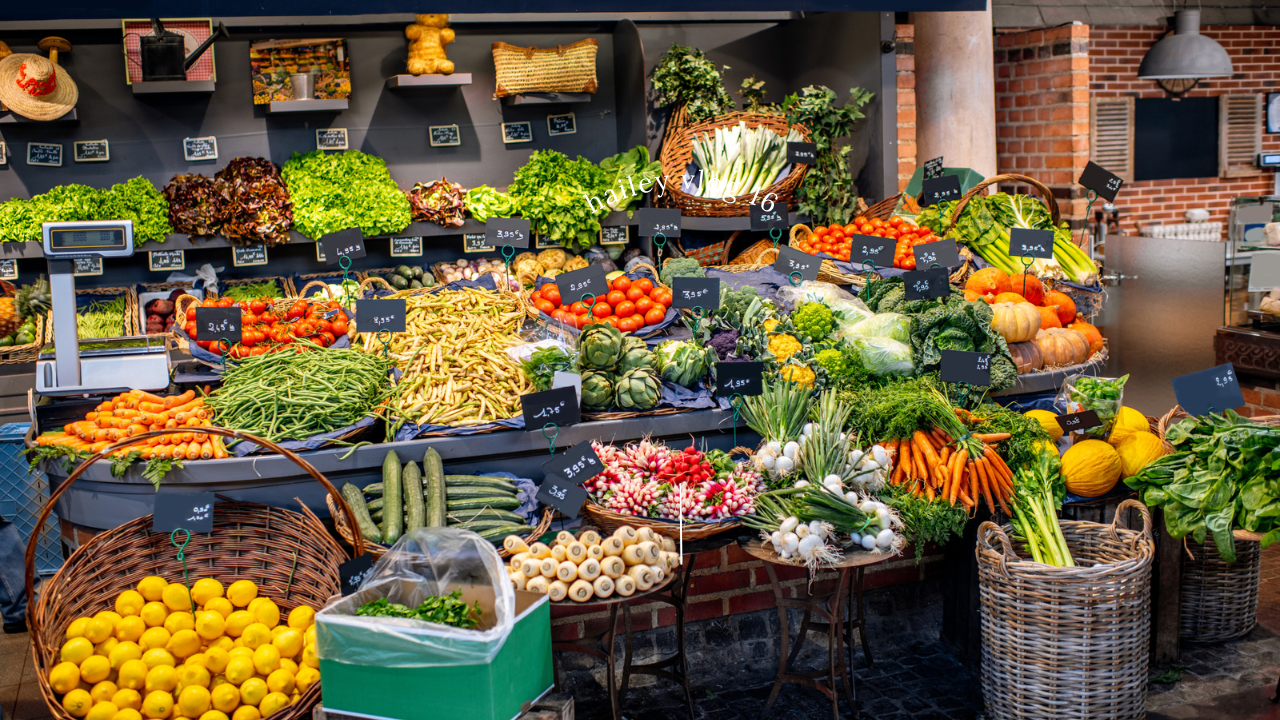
[792,302,834,341]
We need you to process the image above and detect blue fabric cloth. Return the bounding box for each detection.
[0,519,27,625]
[228,415,380,456]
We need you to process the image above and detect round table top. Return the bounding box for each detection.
[550,564,680,607]
[739,537,900,570]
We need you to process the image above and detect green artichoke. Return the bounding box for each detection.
[581,370,615,411]
[619,338,657,373]
[579,323,624,370]
[614,367,662,410]
[654,340,712,387]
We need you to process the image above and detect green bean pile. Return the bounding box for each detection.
[222,280,284,302]
[78,296,127,339]
[205,345,393,443]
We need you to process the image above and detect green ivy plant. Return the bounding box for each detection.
[739,76,775,114]
[783,86,874,227]
[650,44,734,125]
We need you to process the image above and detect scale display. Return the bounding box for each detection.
[42,220,134,258]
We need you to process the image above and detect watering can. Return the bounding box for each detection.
[139,19,227,82]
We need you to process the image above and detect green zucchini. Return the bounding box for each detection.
[402,461,425,532]
[446,486,515,499]
[342,483,383,544]
[447,496,521,511]
[423,448,447,528]
[475,525,533,542]
[445,508,526,524]
[367,497,384,512]
[444,475,519,492]
[381,452,403,545]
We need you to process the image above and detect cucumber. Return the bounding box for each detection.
[388,274,410,290]
[394,264,415,280]
[423,448,447,528]
[381,452,403,545]
[445,508,526,525]
[367,497,384,512]
[447,496,521,511]
[446,486,515,499]
[341,483,383,544]
[475,525,534,542]
[403,461,425,532]
[444,475,519,492]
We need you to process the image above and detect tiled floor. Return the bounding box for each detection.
[0,628,48,720]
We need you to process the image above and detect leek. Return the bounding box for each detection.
[688,122,805,199]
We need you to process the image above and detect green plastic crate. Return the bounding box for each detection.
[903,166,986,199]
[0,423,62,576]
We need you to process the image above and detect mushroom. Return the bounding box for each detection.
[37,36,70,64]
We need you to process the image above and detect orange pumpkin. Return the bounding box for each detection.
[963,289,982,302]
[965,268,1011,301]
[1042,290,1076,325]
[1038,305,1062,329]
[1009,274,1044,305]
[1067,316,1104,355]
[1036,328,1091,366]
[993,292,1027,305]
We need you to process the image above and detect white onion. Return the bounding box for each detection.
[775,456,795,474]
[798,535,823,559]
[795,524,810,539]
[761,455,777,470]
[779,517,799,534]
[876,529,895,548]
[767,441,782,455]
[859,500,878,514]
[877,508,891,526]
[794,479,809,488]
[845,491,859,504]
[802,423,814,436]
[861,535,877,550]
[871,445,889,467]
[850,532,863,546]
[808,520,827,540]
[781,532,800,553]
[783,441,800,460]
[847,449,863,467]
[770,531,783,548]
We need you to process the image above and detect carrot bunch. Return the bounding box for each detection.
[35,389,228,461]
[882,425,1016,515]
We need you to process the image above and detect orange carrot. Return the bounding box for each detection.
[200,441,214,459]
[164,390,196,409]
[949,449,968,505]
[184,442,202,460]
[138,401,166,414]
[973,433,1011,443]
[211,437,228,460]
[976,460,996,514]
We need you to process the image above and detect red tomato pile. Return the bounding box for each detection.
[183,297,351,359]
[530,276,672,332]
[797,216,939,270]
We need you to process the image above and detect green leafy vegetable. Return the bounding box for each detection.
[883,483,969,561]
[0,178,173,244]
[782,86,873,227]
[520,346,571,391]
[281,150,411,239]
[650,44,734,124]
[597,146,663,214]
[355,591,483,629]
[464,186,515,222]
[508,150,610,251]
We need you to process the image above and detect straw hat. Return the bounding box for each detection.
[0,53,77,121]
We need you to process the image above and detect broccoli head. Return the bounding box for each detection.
[814,347,847,377]
[659,257,704,287]
[710,328,740,360]
[792,301,835,341]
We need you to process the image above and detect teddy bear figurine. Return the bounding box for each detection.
[405,14,455,75]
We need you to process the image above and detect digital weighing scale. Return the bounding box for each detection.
[36,220,171,395]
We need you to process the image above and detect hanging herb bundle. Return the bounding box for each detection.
[650,44,735,124]
[782,85,874,227]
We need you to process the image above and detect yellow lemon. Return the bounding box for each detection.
[200,647,230,675]
[178,664,211,690]
[141,691,173,719]
[51,661,83,693]
[116,616,146,643]
[300,644,317,669]
[251,645,280,676]
[293,666,318,693]
[117,660,149,690]
[178,686,212,718]
[231,639,243,648]
[190,579,224,606]
[226,581,258,609]
[139,603,168,629]
[139,628,171,652]
[194,612,225,641]
[86,701,120,720]
[95,611,123,630]
[224,612,255,639]
[276,660,297,677]
[112,709,144,720]
[203,598,234,621]
[63,637,96,665]
[227,647,254,662]
[80,655,112,684]
[302,627,314,648]
[109,641,142,670]
[209,637,234,653]
[200,712,230,720]
[84,618,114,644]
[94,638,120,659]
[285,607,314,632]
[163,584,193,613]
[168,630,202,659]
[67,617,92,641]
[267,627,287,643]
[258,693,288,717]
[224,657,254,686]
[209,683,240,714]
[209,675,228,690]
[164,612,196,635]
[64,689,94,718]
[249,600,279,630]
[268,630,301,660]
[111,689,142,711]
[264,669,293,696]
[137,577,168,603]
[240,624,271,650]
[140,648,175,669]
[232,707,260,720]
[91,681,119,703]
[239,678,267,707]
[115,591,146,617]
[144,665,178,694]
[184,654,205,668]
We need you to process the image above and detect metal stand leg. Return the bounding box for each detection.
[760,563,854,720]
[614,564,695,720]
[553,602,622,720]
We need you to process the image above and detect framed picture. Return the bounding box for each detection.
[122,18,217,85]
[1267,92,1280,134]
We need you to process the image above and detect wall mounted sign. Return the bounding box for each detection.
[27,143,62,167]
[502,121,533,144]
[429,124,460,147]
[148,250,185,272]
[389,236,423,257]
[316,128,349,150]
[72,258,103,276]
[73,140,110,163]
[547,113,576,136]
[232,244,268,267]
[183,136,218,162]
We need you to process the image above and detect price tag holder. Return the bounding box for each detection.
[1172,363,1244,417]
[787,142,817,165]
[773,245,819,283]
[153,492,215,534]
[463,234,494,254]
[535,234,559,249]
[521,386,581,428]
[637,208,682,238]
[487,217,531,249]
[923,156,944,180]
[903,268,950,300]
[599,226,628,245]
[0,259,17,281]
[232,245,268,267]
[320,228,366,264]
[1078,161,1123,202]
[356,299,406,333]
[338,554,375,597]
[750,203,788,232]
[316,128,349,150]
[850,235,895,268]
[73,140,110,163]
[547,113,576,136]
[502,121,533,144]
[429,125,461,147]
[27,142,62,167]
[72,258,103,277]
[1056,410,1103,434]
[1008,228,1055,260]
[183,136,218,162]
[555,264,609,306]
[940,349,992,386]
[536,454,591,520]
[389,236,422,257]
[912,239,960,269]
[195,306,241,344]
[920,175,962,207]
[1247,251,1280,292]
[672,277,721,310]
[716,361,764,397]
[148,250,185,272]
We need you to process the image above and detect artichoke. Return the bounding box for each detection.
[581,370,615,410]
[655,340,712,387]
[579,323,624,370]
[614,368,662,410]
[619,336,655,373]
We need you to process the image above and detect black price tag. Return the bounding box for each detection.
[850,235,895,267]
[429,125,461,147]
[148,250,185,272]
[390,237,422,257]
[316,128,349,150]
[232,245,268,267]
[536,475,589,520]
[521,386,581,429]
[542,440,602,485]
[320,228,366,264]
[750,203,788,232]
[638,208,682,238]
[72,258,103,277]
[923,156,944,180]
[787,142,817,165]
[463,234,494,253]
[153,492,215,534]
[1057,410,1103,433]
[195,306,241,344]
[547,113,576,136]
[912,239,960,269]
[339,554,376,596]
[773,245,819,283]
[183,136,218,162]
[0,259,17,281]
[904,268,950,300]
[940,350,992,387]
[487,217,531,249]
[357,299,406,333]
[920,175,962,207]
[672,277,720,310]
[1078,161,1123,202]
[555,264,609,307]
[599,226,628,245]
[716,361,764,397]
[502,121,533,144]
[73,140,110,163]
[535,234,559,249]
[1008,228,1055,260]
[26,142,62,167]
[1172,363,1245,417]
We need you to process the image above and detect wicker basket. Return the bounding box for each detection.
[676,234,740,267]
[1180,536,1261,643]
[977,498,1154,720]
[717,244,866,289]
[22,427,362,720]
[580,501,740,540]
[44,287,139,345]
[0,312,47,365]
[658,112,811,218]
[492,39,598,97]
[942,173,1063,239]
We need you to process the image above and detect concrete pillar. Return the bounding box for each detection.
[911,8,997,180]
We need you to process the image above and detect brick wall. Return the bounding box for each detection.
[896,24,917,193]
[1241,377,1280,418]
[1090,25,1280,233]
[994,24,1093,227]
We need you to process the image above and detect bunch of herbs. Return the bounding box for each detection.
[650,44,735,124]
[355,591,483,630]
[782,85,874,227]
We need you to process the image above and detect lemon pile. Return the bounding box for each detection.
[49,576,319,720]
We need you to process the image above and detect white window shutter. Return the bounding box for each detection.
[1220,94,1262,178]
[1090,97,1134,182]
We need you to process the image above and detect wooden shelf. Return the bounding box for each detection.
[500,92,592,106]
[131,80,216,95]
[266,99,349,114]
[0,109,77,123]
[385,73,472,89]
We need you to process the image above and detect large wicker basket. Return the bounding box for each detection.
[43,286,140,345]
[1180,536,1261,643]
[23,427,362,720]
[977,498,1154,720]
[492,39,598,97]
[942,173,1063,238]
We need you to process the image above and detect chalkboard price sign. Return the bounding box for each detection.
[195,306,241,344]
[183,136,218,162]
[850,235,895,268]
[316,128,349,150]
[0,259,16,281]
[1078,161,1124,202]
[542,440,602,486]
[940,350,992,387]
[1172,363,1245,417]
[429,125,461,147]
[716,361,764,397]
[923,156,944,180]
[1008,228,1055,260]
[463,233,494,253]
[0,142,7,166]
[537,461,590,520]
[787,142,817,164]
[637,208,682,238]
[338,554,375,596]
[547,113,576,136]
[1057,410,1103,433]
[599,226,628,245]
[904,268,950,300]
[153,492,216,534]
[556,264,609,306]
[319,228,366,264]
[72,258,103,277]
[920,175,962,207]
[148,250,185,272]
[232,245,268,267]
[356,299,407,333]
[27,143,62,167]
[912,239,960,270]
[773,245,819,283]
[502,121,533,144]
[521,386,581,429]
[389,237,423,257]
[672,277,721,310]
[750,203,788,232]
[73,140,110,163]
[486,217,531,249]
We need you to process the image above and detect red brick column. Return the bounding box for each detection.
[896,23,917,194]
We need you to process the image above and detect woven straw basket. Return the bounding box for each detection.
[492,39,598,97]
[977,498,1154,720]
[23,427,362,720]
[943,173,1064,238]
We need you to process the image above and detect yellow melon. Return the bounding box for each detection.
[1107,406,1150,447]
[1025,409,1063,443]
[1061,439,1122,497]
[1116,431,1166,478]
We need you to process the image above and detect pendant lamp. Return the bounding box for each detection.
[1137,10,1233,80]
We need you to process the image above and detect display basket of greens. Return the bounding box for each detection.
[42,287,139,346]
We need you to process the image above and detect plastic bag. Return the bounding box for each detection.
[774,281,870,321]
[316,528,516,668]
[1055,373,1128,439]
[852,336,914,376]
[841,313,912,344]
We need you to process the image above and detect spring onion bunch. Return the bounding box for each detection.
[1009,453,1075,567]
[690,121,804,199]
